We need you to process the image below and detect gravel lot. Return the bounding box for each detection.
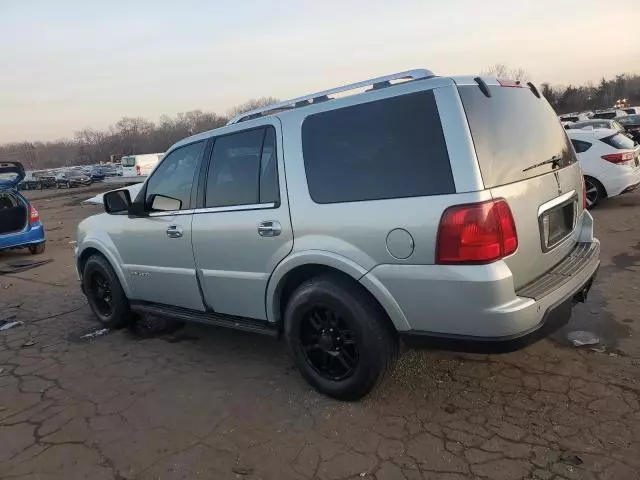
[1,185,639,480]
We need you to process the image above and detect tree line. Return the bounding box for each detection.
[2,68,639,170]
[0,97,277,170]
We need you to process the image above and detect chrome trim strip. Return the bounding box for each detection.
[147,203,276,217]
[537,190,577,216]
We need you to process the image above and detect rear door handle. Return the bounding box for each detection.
[166,225,183,238]
[257,221,281,237]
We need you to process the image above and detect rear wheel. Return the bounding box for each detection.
[584,176,606,209]
[29,243,46,255]
[284,274,398,400]
[83,254,133,329]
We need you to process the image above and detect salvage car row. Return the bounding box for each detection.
[18,164,122,191]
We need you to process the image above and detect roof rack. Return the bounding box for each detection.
[227,69,434,125]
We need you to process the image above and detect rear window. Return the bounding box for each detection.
[592,112,617,120]
[302,91,454,204]
[121,156,135,167]
[458,85,576,188]
[562,116,579,122]
[601,133,636,150]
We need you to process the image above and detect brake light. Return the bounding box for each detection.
[581,177,587,209]
[436,199,518,264]
[136,165,141,175]
[497,78,523,88]
[29,205,40,224]
[601,152,635,164]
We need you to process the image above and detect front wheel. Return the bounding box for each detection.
[284,274,398,401]
[584,176,606,209]
[83,254,134,329]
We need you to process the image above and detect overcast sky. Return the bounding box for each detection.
[1,0,638,143]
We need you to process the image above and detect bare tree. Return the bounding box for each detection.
[227,97,280,119]
[482,63,531,82]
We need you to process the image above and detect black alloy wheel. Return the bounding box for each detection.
[88,270,114,317]
[299,306,359,381]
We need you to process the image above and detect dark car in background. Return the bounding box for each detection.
[617,114,640,143]
[55,171,92,189]
[89,166,107,181]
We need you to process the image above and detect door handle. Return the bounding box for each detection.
[257,221,282,237]
[166,225,183,238]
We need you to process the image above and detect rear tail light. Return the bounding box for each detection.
[581,177,587,209]
[436,199,518,264]
[29,205,40,224]
[136,165,141,175]
[601,152,635,164]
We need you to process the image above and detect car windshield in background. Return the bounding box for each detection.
[601,133,636,150]
[458,85,575,188]
[593,112,617,120]
[618,115,640,125]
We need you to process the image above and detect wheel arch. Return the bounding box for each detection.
[266,251,409,332]
[77,241,132,298]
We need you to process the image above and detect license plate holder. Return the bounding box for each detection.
[539,198,576,252]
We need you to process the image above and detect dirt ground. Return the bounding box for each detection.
[1,185,639,480]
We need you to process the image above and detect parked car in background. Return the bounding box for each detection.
[624,107,640,115]
[121,153,164,176]
[0,162,46,254]
[617,114,640,143]
[18,173,42,191]
[559,112,590,123]
[592,109,628,120]
[33,171,57,189]
[56,171,92,188]
[565,119,626,133]
[76,70,600,400]
[568,128,640,208]
[89,166,107,181]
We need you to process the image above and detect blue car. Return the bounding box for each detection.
[0,162,46,254]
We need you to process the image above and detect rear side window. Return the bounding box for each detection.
[601,133,636,150]
[459,85,576,188]
[593,112,616,120]
[571,139,592,153]
[302,91,454,204]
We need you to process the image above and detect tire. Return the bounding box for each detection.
[584,176,606,209]
[83,254,133,329]
[29,243,46,255]
[284,274,398,401]
[66,182,71,189]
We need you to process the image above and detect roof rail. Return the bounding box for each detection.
[227,69,434,125]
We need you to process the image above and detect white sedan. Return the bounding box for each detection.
[568,128,640,208]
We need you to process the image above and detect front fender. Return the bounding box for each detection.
[77,234,131,298]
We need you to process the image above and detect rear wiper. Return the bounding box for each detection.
[522,155,562,173]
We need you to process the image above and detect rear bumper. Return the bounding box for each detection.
[599,163,640,197]
[0,223,45,249]
[361,213,600,351]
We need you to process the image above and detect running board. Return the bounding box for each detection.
[130,303,279,338]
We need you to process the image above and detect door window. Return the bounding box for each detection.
[145,141,204,211]
[205,127,279,208]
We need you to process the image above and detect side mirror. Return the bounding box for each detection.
[150,194,182,212]
[103,189,132,214]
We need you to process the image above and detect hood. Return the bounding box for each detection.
[0,162,26,190]
[82,183,143,206]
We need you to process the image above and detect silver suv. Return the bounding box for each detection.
[76,70,600,400]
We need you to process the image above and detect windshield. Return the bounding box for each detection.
[121,156,136,167]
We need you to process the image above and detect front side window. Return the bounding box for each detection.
[302,91,454,204]
[205,127,278,208]
[145,141,204,211]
